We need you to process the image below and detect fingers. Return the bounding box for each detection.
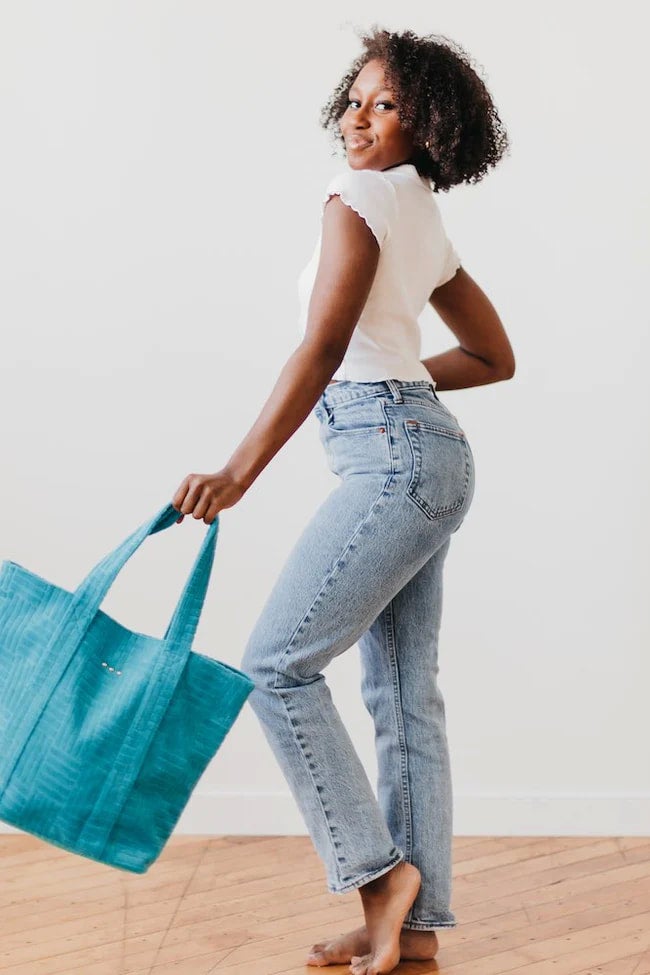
[171,472,233,526]
[171,488,217,526]
[205,501,220,525]
[171,475,191,518]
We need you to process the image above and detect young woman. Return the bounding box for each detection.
[172,26,514,975]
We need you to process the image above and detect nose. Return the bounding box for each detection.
[347,106,371,132]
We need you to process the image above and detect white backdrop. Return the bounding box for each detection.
[1,0,648,837]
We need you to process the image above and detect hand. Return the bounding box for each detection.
[171,469,246,525]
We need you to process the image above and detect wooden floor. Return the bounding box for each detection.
[0,834,649,974]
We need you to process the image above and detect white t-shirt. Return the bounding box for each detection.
[297,162,461,385]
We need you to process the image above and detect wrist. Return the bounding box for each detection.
[224,456,259,494]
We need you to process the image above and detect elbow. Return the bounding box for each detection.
[493,356,516,381]
[300,333,347,371]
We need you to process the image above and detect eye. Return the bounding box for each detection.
[347,99,394,111]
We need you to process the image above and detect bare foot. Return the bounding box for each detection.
[306,925,439,966]
[351,860,422,974]
[306,926,368,967]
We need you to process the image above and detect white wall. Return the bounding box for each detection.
[1,0,648,837]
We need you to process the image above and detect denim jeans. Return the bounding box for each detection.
[240,378,475,929]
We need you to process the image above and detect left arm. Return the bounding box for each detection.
[422,266,516,390]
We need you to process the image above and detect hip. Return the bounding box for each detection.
[314,378,475,527]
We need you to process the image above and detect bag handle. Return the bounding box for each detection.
[72,501,220,650]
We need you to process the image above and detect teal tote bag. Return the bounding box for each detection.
[0,500,254,873]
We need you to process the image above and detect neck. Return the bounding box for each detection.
[381,157,414,172]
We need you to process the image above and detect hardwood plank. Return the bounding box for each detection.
[0,836,648,975]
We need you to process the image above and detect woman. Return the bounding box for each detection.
[172,26,514,975]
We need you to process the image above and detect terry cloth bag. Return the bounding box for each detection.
[0,500,254,873]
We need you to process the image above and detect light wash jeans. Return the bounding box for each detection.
[240,378,475,929]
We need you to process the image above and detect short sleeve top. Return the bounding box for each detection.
[321,168,399,250]
[297,163,462,384]
[438,231,462,288]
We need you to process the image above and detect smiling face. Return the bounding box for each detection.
[339,58,415,172]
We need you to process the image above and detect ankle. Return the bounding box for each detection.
[360,861,403,896]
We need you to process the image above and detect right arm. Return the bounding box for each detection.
[422,266,516,391]
[222,193,383,493]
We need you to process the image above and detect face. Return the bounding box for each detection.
[339,58,415,172]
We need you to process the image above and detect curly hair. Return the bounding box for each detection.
[320,25,511,193]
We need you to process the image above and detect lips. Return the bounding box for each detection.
[347,138,373,149]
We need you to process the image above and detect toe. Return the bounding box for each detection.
[306,948,329,966]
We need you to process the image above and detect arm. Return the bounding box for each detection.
[223,195,382,492]
[422,266,516,391]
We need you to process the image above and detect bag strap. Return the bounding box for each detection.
[72,501,220,650]
[0,502,220,798]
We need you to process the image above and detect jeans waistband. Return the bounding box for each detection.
[321,378,439,409]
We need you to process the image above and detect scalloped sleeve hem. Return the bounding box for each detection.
[436,233,461,287]
[321,169,398,250]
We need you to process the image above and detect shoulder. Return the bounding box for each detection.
[321,168,398,249]
[323,168,398,214]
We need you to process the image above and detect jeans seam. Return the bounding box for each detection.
[384,598,416,923]
[402,918,457,929]
[384,599,413,861]
[273,467,397,889]
[380,398,395,474]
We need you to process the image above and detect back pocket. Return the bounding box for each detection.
[404,419,472,521]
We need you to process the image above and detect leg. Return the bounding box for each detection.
[358,536,457,930]
[241,381,474,972]
[240,467,436,893]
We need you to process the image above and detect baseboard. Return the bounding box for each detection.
[2,791,649,835]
